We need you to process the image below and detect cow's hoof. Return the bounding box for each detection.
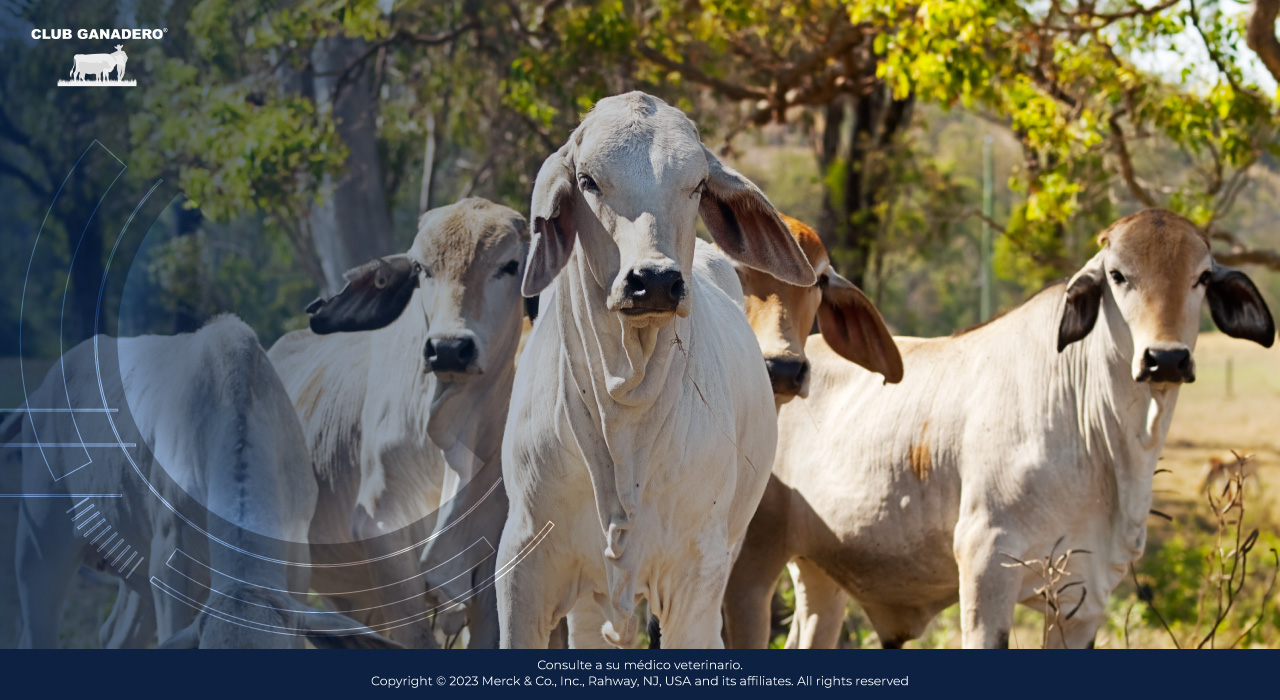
[601,616,638,648]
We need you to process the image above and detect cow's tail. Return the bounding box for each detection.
[646,614,662,649]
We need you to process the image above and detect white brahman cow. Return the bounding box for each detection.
[722,209,1275,648]
[497,91,816,649]
[267,197,528,649]
[646,213,903,648]
[8,315,395,648]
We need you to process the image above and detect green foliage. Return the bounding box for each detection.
[130,212,314,347]
[7,0,1280,353]
[853,0,1280,289]
[131,63,345,224]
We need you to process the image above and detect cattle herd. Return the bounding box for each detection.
[4,92,1276,649]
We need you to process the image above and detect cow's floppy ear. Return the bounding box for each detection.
[1207,262,1275,347]
[1057,252,1105,352]
[818,269,904,383]
[699,146,816,287]
[306,254,420,335]
[524,144,577,297]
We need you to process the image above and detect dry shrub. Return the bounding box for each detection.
[1124,452,1280,648]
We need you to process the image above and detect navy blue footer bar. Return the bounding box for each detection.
[0,650,1269,698]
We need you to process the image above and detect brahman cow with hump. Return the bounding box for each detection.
[9,315,395,648]
[268,197,527,649]
[723,209,1274,648]
[497,91,816,649]
[721,213,902,649]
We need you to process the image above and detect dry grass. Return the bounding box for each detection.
[1156,332,1280,520]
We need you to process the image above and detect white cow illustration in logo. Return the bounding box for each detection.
[70,45,128,82]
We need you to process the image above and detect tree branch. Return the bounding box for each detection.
[0,160,50,199]
[1246,0,1280,83]
[1079,0,1179,22]
[333,21,481,101]
[1214,247,1280,270]
[1190,0,1263,100]
[1108,112,1158,207]
[773,21,864,88]
[1210,227,1280,271]
[636,44,770,101]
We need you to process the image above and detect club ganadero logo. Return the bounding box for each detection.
[58,44,133,87]
[34,27,167,88]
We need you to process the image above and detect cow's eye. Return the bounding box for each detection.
[816,273,830,289]
[1195,270,1211,288]
[415,262,430,279]
[577,173,599,194]
[496,260,519,278]
[692,179,707,199]
[1109,269,1126,285]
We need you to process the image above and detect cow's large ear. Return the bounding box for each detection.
[306,254,420,335]
[1057,252,1105,352]
[817,269,904,383]
[524,144,577,297]
[699,146,816,287]
[1207,262,1275,347]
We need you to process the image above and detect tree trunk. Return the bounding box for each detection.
[420,110,437,215]
[67,187,104,341]
[309,35,397,293]
[816,81,914,290]
[816,99,845,257]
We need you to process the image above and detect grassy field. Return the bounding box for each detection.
[1160,332,1280,507]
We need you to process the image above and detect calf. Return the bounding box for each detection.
[723,214,901,649]
[723,209,1274,648]
[268,197,527,648]
[10,316,393,648]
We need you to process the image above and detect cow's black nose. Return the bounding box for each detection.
[622,267,685,314]
[765,358,809,397]
[1139,348,1194,383]
[425,337,478,373]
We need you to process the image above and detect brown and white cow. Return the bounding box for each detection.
[734,214,902,401]
[722,214,901,649]
[724,209,1274,648]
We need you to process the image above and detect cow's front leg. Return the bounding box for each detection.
[351,508,440,649]
[954,523,1024,649]
[785,558,848,649]
[495,510,570,649]
[651,550,733,649]
[99,583,156,648]
[565,596,617,649]
[723,478,792,649]
[15,508,78,648]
